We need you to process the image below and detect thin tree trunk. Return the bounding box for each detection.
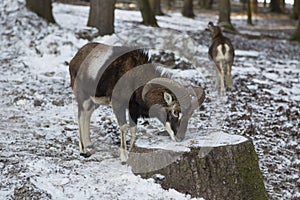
[182,0,195,18]
[247,0,253,25]
[292,0,299,19]
[218,0,235,30]
[137,0,159,27]
[87,0,116,36]
[26,0,55,23]
[291,0,300,41]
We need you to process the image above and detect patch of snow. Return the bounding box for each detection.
[235,49,260,57]
[136,131,248,152]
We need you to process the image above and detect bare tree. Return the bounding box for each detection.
[218,0,235,30]
[137,0,158,27]
[291,0,300,41]
[182,0,195,18]
[150,0,164,15]
[87,0,116,36]
[26,0,55,23]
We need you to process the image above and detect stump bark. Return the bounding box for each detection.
[128,135,268,200]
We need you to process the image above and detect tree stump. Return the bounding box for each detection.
[128,132,268,200]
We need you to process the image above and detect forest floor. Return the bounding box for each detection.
[0,1,299,199]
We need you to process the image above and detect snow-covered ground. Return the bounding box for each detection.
[0,0,299,199]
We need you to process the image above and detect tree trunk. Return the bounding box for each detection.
[137,0,159,27]
[264,0,267,7]
[182,0,195,18]
[291,0,300,41]
[247,0,253,25]
[150,0,164,15]
[87,0,116,36]
[270,0,282,13]
[128,136,268,200]
[218,0,235,30]
[26,0,55,23]
[292,0,299,20]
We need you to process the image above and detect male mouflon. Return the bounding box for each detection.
[69,42,205,163]
[207,22,234,95]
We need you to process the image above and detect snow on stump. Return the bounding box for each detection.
[128,131,268,200]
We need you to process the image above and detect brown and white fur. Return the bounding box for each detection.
[69,42,205,163]
[208,22,234,95]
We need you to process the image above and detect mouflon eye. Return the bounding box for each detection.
[172,109,180,118]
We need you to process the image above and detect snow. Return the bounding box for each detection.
[26,158,196,200]
[1,0,299,200]
[135,131,247,152]
[235,49,260,58]
[257,0,294,4]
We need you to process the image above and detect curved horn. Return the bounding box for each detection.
[142,78,191,110]
[187,86,205,110]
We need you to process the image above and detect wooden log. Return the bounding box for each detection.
[128,132,268,200]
